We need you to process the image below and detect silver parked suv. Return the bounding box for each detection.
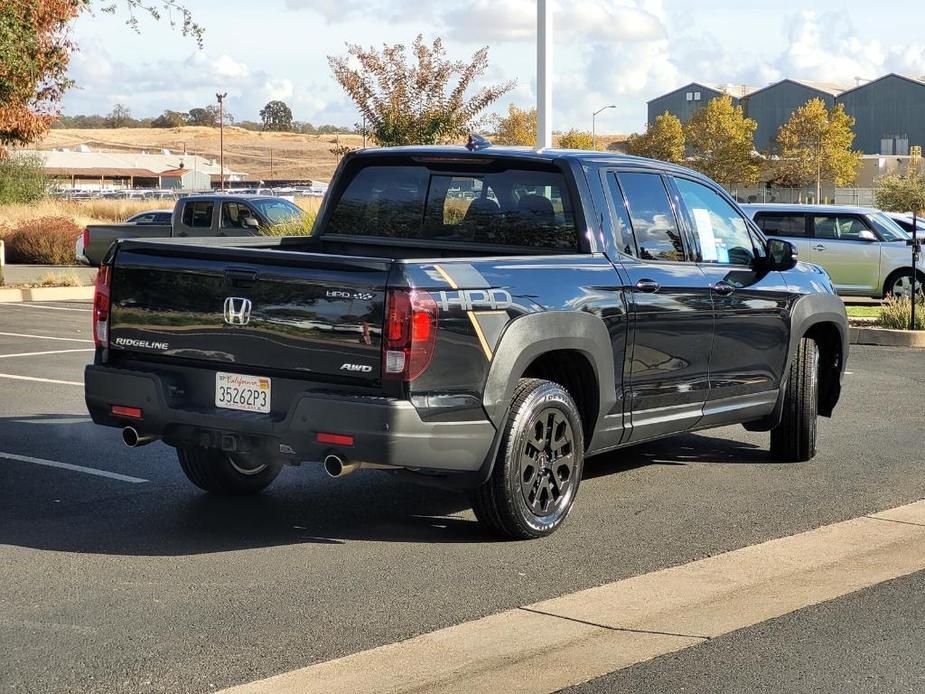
[742,204,923,298]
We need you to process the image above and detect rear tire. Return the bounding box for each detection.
[770,337,819,462]
[469,379,584,540]
[177,447,281,495]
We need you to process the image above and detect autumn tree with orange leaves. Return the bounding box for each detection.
[0,1,201,148]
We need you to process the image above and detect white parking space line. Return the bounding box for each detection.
[222,499,925,694]
[0,451,148,484]
[0,303,91,312]
[0,331,93,344]
[0,373,83,386]
[0,349,94,359]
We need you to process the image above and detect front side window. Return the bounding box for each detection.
[754,213,806,237]
[674,177,755,265]
[814,215,871,241]
[326,165,577,250]
[617,172,685,262]
[221,202,255,229]
[181,201,213,228]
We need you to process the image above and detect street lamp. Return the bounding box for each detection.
[216,92,227,190]
[592,105,616,150]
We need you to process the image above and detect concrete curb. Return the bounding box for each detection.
[849,325,925,348]
[0,286,94,303]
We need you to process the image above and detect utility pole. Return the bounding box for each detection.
[536,0,552,149]
[362,115,367,149]
[592,105,616,150]
[269,148,274,178]
[216,92,227,190]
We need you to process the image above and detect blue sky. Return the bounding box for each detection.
[62,0,925,134]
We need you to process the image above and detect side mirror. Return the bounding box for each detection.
[767,238,798,271]
[243,217,260,230]
[859,229,877,242]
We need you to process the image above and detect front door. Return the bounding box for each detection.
[671,176,791,424]
[607,171,714,443]
[809,214,881,294]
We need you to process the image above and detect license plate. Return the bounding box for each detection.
[215,372,271,414]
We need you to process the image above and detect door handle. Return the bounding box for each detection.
[712,280,736,296]
[812,244,826,251]
[635,279,660,294]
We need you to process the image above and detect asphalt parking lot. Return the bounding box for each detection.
[1,300,924,693]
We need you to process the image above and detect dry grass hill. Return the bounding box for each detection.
[37,127,629,183]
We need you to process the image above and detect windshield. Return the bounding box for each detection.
[867,212,911,241]
[251,198,303,224]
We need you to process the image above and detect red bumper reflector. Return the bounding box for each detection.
[316,432,354,446]
[111,405,142,419]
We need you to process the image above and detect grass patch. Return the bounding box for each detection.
[36,270,83,287]
[845,305,881,318]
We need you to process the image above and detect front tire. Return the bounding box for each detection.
[469,379,584,539]
[770,337,819,462]
[177,447,281,495]
[884,270,924,300]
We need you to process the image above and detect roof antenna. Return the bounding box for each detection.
[466,133,492,152]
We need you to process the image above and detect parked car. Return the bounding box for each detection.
[885,212,924,237]
[77,194,305,266]
[84,145,848,539]
[125,210,173,225]
[742,203,922,298]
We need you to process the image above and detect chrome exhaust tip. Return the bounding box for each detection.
[323,454,360,478]
[122,426,156,448]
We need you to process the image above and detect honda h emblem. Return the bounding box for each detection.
[223,297,252,326]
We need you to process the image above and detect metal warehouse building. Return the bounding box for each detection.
[836,73,925,155]
[745,79,846,152]
[648,72,925,155]
[647,82,755,125]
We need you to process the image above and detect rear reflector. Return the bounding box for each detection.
[111,405,142,419]
[316,432,354,446]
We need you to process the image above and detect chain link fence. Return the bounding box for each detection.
[728,186,876,207]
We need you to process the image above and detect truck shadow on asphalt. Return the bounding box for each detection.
[0,415,773,555]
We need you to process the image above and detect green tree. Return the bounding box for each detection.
[491,104,536,146]
[626,111,685,163]
[556,129,594,150]
[0,153,49,204]
[684,95,760,188]
[188,106,217,127]
[774,99,861,201]
[151,110,188,128]
[875,169,925,216]
[329,34,514,146]
[0,1,201,147]
[260,100,293,132]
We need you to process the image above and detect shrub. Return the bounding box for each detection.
[5,217,80,264]
[0,154,50,205]
[37,270,82,287]
[879,295,925,330]
[259,211,316,237]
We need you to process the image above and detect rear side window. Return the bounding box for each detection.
[182,201,214,228]
[754,213,806,237]
[617,172,685,262]
[325,164,578,250]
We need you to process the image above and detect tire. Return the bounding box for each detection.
[770,337,819,462]
[177,447,281,495]
[884,270,924,300]
[469,379,584,539]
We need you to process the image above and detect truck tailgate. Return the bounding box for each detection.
[108,245,389,382]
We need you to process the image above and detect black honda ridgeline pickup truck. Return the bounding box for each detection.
[85,144,848,539]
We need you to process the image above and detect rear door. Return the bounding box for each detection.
[751,211,813,259]
[174,199,221,238]
[606,170,713,442]
[108,244,389,383]
[809,214,881,294]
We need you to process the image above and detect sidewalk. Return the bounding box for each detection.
[1,264,97,287]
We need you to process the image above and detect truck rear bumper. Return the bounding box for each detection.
[85,364,497,475]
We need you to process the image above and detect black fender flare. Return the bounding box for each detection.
[482,311,617,432]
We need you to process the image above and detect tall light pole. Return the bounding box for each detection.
[592,105,616,150]
[536,0,552,149]
[216,92,227,190]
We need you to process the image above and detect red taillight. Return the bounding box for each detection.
[82,227,90,251]
[383,289,438,381]
[93,265,111,348]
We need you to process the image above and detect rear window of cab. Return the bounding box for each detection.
[324,164,579,250]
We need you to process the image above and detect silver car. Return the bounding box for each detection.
[742,204,923,298]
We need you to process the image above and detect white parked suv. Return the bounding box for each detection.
[742,204,923,298]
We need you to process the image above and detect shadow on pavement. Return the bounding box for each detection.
[0,415,774,557]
